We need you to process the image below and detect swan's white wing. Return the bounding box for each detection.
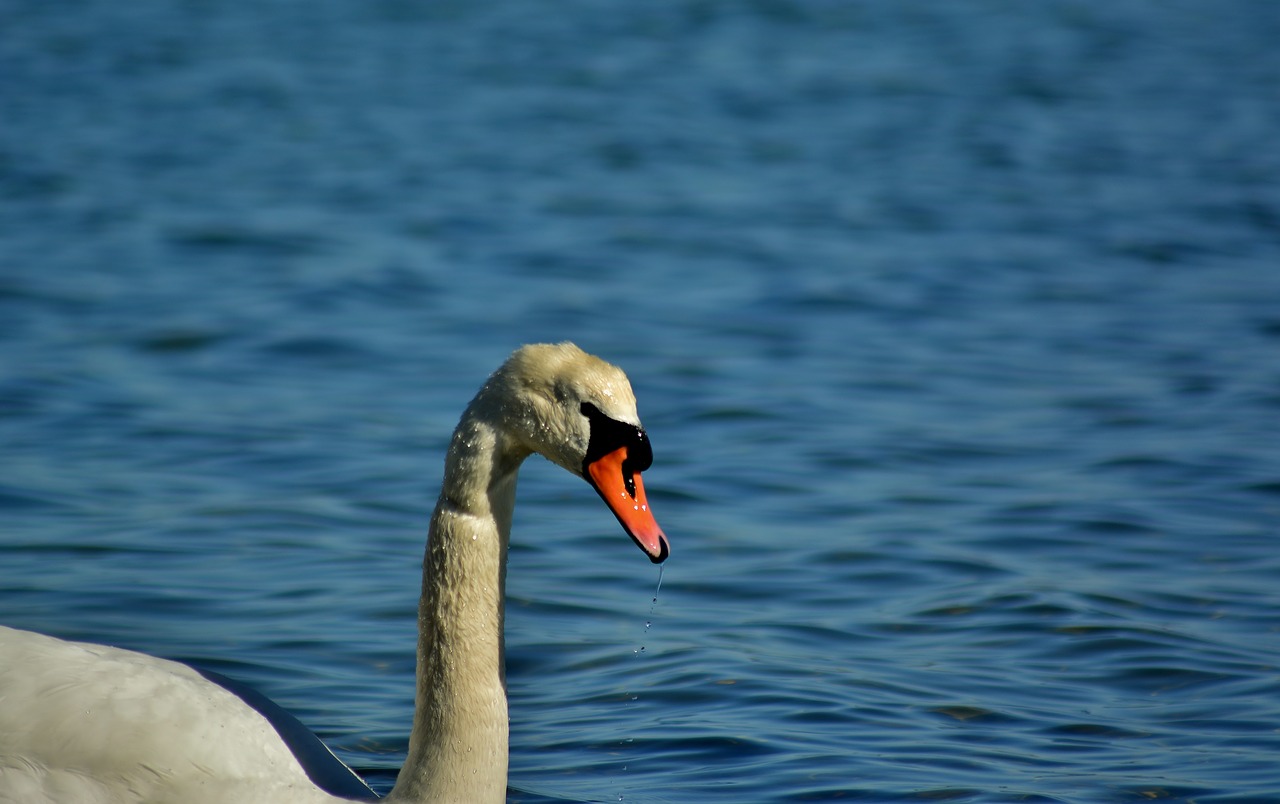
[0,625,373,804]
[196,666,376,799]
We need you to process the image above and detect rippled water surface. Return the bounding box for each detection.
[3,2,1280,802]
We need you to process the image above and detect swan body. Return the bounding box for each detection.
[0,343,670,804]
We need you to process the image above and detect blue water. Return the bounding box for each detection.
[4,1,1280,801]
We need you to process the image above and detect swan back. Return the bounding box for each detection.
[0,625,353,804]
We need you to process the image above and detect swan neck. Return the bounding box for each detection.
[390,409,527,804]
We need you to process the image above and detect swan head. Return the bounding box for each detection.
[477,343,670,563]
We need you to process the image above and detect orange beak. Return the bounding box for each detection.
[586,445,670,563]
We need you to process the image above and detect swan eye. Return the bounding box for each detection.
[580,402,653,475]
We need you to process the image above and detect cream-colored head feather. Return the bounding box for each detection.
[470,342,641,477]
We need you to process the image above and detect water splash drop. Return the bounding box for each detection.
[617,565,664,798]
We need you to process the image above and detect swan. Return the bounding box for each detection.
[0,342,670,804]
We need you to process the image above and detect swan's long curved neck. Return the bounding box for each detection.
[389,404,530,804]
